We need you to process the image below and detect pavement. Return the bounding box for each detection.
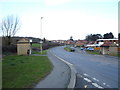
[33,49,76,88]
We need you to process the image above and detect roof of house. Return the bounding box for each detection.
[88,41,96,44]
[100,42,117,47]
[66,40,74,44]
[97,39,118,41]
[18,38,29,43]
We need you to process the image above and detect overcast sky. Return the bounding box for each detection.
[0,0,119,40]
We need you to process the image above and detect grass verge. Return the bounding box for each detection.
[32,43,41,48]
[86,51,101,55]
[64,47,71,52]
[2,55,53,88]
[109,54,120,57]
[86,51,120,57]
[32,50,47,55]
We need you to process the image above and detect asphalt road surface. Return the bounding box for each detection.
[50,46,119,88]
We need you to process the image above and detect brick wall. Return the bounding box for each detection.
[17,43,30,55]
[109,47,118,55]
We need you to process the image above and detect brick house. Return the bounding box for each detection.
[75,40,87,47]
[95,39,119,55]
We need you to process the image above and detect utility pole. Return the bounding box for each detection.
[40,17,43,54]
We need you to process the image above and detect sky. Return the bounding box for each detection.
[0,0,119,40]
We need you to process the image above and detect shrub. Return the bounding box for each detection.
[32,42,60,52]
[42,42,60,50]
[2,45,17,54]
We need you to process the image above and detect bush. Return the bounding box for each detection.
[42,42,60,50]
[2,45,17,54]
[64,47,75,52]
[32,42,60,52]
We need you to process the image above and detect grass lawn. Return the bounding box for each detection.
[2,55,53,88]
[109,54,120,57]
[86,51,120,57]
[32,50,48,55]
[64,47,71,52]
[86,50,101,55]
[32,43,41,48]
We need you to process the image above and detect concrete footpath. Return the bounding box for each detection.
[33,49,71,88]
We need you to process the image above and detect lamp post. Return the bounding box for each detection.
[29,39,32,55]
[40,17,43,54]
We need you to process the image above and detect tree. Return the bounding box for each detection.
[85,34,92,41]
[0,15,20,45]
[43,37,46,43]
[92,34,102,41]
[103,32,114,39]
[85,34,102,41]
[70,36,73,41]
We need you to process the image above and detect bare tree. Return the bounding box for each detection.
[0,15,20,45]
[1,15,20,37]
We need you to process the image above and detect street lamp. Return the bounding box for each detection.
[29,39,32,55]
[40,17,43,54]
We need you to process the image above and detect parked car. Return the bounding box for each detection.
[70,47,75,52]
[80,47,84,50]
[86,47,94,51]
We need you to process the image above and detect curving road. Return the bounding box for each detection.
[50,46,119,88]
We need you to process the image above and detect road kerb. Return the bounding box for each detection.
[50,52,76,89]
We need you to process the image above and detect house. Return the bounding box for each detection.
[57,40,66,44]
[96,39,118,46]
[66,40,73,45]
[75,40,87,47]
[51,40,66,44]
[65,40,75,47]
[85,41,96,49]
[95,39,119,55]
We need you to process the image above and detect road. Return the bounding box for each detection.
[50,46,119,88]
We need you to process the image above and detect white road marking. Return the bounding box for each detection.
[80,75,83,78]
[83,73,89,77]
[93,78,99,82]
[92,83,103,88]
[96,79,99,81]
[106,85,110,87]
[84,85,87,88]
[103,83,106,85]
[84,78,92,82]
[93,78,97,80]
